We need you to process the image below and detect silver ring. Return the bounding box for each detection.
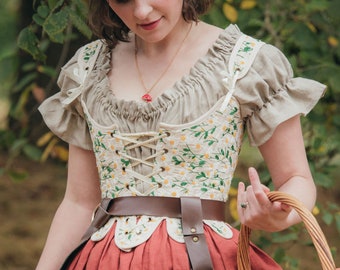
[240,201,249,209]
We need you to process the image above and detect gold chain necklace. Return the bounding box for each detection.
[134,24,192,102]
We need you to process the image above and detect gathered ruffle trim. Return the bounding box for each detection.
[246,77,326,146]
[83,25,241,121]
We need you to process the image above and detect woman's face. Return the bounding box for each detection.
[107,0,185,43]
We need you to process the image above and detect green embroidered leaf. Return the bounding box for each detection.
[196,172,207,179]
[203,131,209,139]
[225,150,230,157]
[201,187,208,192]
[181,182,188,186]
[230,107,238,115]
[198,160,206,166]
[172,156,182,165]
[121,159,130,166]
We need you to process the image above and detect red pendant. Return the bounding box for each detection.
[142,93,152,102]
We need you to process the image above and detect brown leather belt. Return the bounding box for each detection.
[62,196,226,270]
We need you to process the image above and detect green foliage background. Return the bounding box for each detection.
[1,0,339,268]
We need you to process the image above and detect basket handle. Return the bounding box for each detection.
[237,191,337,270]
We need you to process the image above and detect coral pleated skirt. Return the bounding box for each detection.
[68,221,281,269]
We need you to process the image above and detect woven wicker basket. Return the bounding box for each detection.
[237,191,337,270]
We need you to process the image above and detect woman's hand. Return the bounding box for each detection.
[237,167,292,232]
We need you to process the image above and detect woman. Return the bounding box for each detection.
[36,0,326,269]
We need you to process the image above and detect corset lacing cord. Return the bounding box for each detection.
[112,131,168,195]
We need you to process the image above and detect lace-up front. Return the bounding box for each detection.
[111,131,168,195]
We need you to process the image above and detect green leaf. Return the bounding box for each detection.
[17,28,46,61]
[335,213,340,234]
[271,232,298,243]
[43,9,69,43]
[329,69,340,93]
[313,172,333,188]
[71,0,89,19]
[10,138,28,155]
[8,169,28,182]
[68,8,92,39]
[322,211,333,225]
[13,73,38,93]
[305,0,329,12]
[37,4,50,19]
[32,14,45,26]
[272,247,286,263]
[23,144,42,161]
[37,65,57,77]
[48,0,64,10]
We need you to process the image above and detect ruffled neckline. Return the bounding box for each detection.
[86,24,242,119]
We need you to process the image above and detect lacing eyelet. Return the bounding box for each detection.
[160,166,165,172]
[122,167,126,172]
[115,150,120,155]
[163,149,169,154]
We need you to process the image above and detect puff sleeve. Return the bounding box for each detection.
[234,43,326,146]
[38,48,93,150]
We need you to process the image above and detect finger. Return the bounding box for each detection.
[280,202,292,213]
[261,184,270,193]
[248,167,270,206]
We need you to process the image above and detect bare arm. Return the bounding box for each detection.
[237,115,316,232]
[36,145,101,270]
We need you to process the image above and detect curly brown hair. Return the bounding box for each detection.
[88,0,214,48]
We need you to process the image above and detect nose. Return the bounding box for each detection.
[134,0,153,20]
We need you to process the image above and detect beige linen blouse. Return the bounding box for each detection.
[39,25,325,149]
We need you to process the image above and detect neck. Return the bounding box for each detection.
[135,21,194,57]
[134,21,194,101]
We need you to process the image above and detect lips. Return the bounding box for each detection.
[139,18,161,30]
